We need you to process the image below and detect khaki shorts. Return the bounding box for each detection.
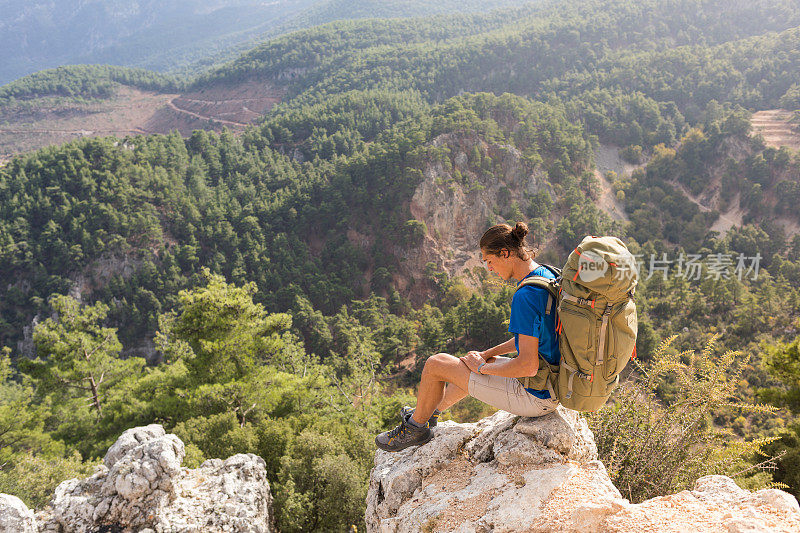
[468,372,559,417]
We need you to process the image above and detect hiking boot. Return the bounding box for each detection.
[375,418,433,452]
[400,406,439,428]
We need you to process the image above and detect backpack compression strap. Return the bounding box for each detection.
[559,288,635,380]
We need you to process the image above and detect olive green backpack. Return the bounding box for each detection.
[517,236,638,412]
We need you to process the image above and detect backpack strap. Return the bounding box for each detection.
[517,277,560,314]
[596,304,613,367]
[561,291,596,309]
[539,264,561,315]
[515,271,562,392]
[560,360,593,399]
[538,263,562,279]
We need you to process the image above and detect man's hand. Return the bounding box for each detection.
[461,351,485,373]
[468,350,496,362]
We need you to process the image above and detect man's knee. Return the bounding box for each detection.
[422,352,456,377]
[426,352,452,366]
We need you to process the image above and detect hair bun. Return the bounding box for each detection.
[511,222,529,242]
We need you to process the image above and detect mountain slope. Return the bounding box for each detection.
[0,70,284,158]
[5,0,800,161]
[0,0,537,86]
[0,0,325,85]
[1,0,800,345]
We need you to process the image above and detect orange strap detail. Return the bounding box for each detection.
[556,287,562,335]
[632,345,637,359]
[572,249,585,280]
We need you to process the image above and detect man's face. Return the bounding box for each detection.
[481,248,511,280]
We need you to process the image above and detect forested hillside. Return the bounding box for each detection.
[5,0,800,157]
[0,65,182,103]
[0,0,534,85]
[0,0,319,85]
[2,1,800,530]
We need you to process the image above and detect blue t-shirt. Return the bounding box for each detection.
[508,264,560,399]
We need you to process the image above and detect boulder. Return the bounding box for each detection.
[366,407,800,533]
[0,494,37,533]
[27,424,273,533]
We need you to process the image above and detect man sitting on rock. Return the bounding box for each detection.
[376,222,560,452]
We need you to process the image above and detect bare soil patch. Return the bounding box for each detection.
[593,144,642,223]
[594,169,629,223]
[594,143,643,177]
[0,79,285,159]
[171,79,283,127]
[751,109,800,150]
[0,86,177,156]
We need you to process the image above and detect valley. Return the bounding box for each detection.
[1,3,800,529]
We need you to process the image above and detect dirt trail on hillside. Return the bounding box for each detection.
[709,192,745,235]
[669,178,744,233]
[164,100,251,128]
[0,80,285,158]
[166,79,283,129]
[751,109,800,150]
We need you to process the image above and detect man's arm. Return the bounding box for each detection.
[477,338,516,361]
[463,334,539,378]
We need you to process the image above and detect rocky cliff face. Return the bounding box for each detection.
[393,132,555,299]
[366,408,800,533]
[0,424,273,533]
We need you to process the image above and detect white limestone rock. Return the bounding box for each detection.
[368,418,478,527]
[164,453,273,533]
[0,493,37,533]
[366,409,800,533]
[34,424,273,533]
[103,423,168,469]
[366,407,616,533]
[748,489,800,514]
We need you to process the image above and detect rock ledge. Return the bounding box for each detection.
[366,407,800,533]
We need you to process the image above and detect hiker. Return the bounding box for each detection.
[375,222,560,452]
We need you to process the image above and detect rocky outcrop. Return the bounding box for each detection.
[394,132,555,300]
[0,494,37,533]
[2,424,273,533]
[366,408,800,533]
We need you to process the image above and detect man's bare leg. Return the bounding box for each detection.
[437,383,468,412]
[411,352,472,426]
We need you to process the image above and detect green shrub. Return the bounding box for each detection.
[0,451,100,510]
[588,334,781,503]
[763,423,800,500]
[403,219,428,245]
[274,424,370,532]
[620,145,644,164]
